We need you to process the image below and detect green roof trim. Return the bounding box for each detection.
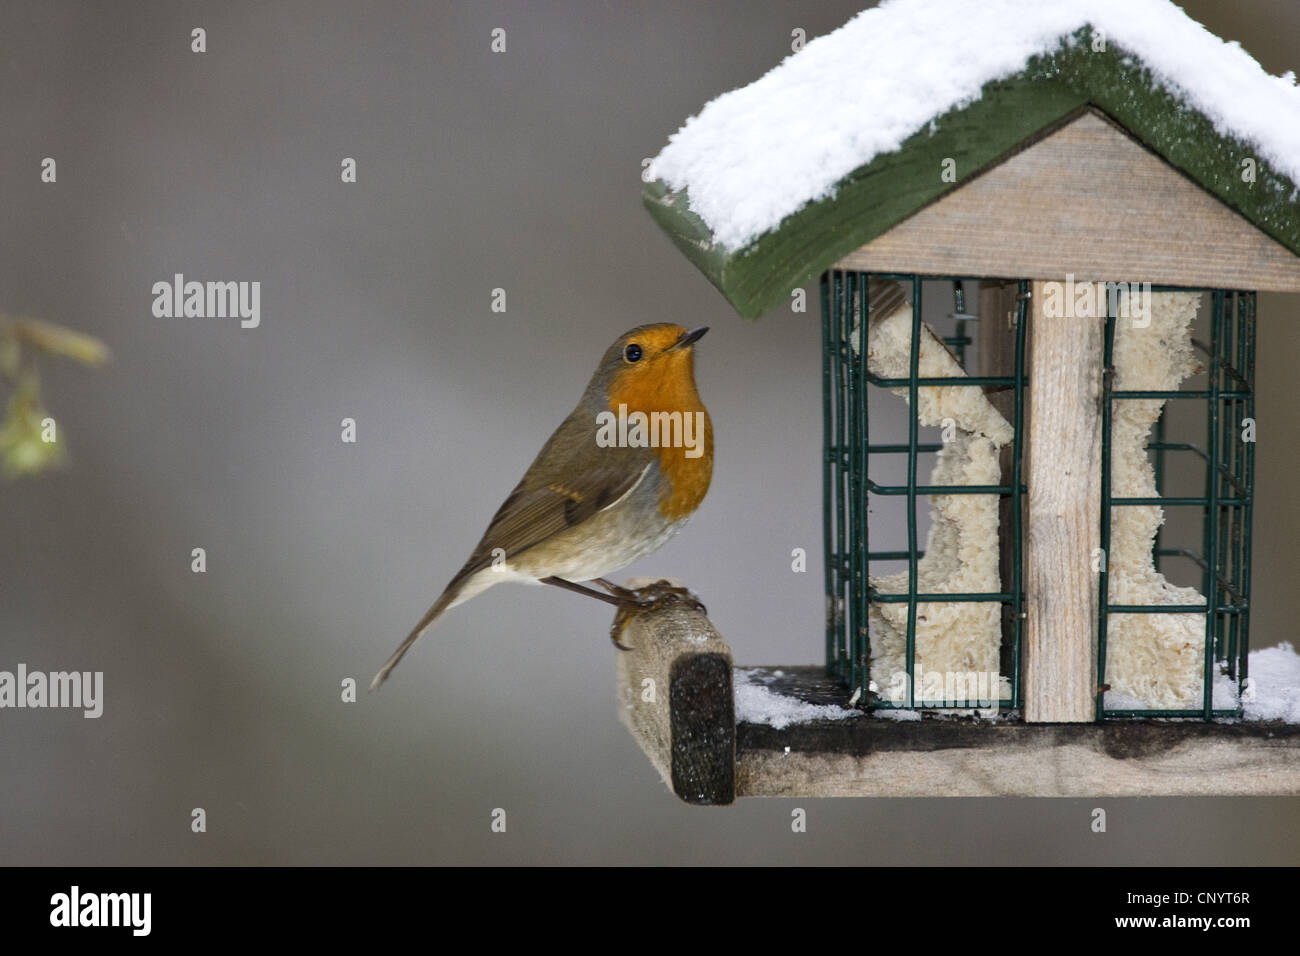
[644,27,1300,319]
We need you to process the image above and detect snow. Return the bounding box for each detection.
[647,0,1300,251]
[872,707,922,722]
[733,668,862,729]
[1241,642,1300,723]
[1103,642,1300,721]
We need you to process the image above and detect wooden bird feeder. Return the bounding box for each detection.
[619,0,1300,803]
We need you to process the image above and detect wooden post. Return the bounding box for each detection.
[1024,280,1102,722]
[614,579,735,804]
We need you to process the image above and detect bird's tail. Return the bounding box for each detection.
[369,585,461,691]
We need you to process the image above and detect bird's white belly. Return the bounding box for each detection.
[547,516,689,581]
[508,507,692,584]
[447,512,691,616]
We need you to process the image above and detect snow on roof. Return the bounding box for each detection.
[647,0,1300,251]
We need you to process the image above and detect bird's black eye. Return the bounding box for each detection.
[624,343,643,363]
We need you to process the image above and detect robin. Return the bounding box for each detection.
[370,323,712,689]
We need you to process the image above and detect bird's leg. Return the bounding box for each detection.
[540,576,624,608]
[544,577,707,650]
[592,578,639,601]
[540,577,635,650]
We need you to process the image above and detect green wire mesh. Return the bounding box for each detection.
[821,275,1253,720]
[822,272,1027,711]
[1097,287,1255,719]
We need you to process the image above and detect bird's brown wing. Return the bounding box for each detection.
[447,398,656,587]
[457,455,652,581]
[370,428,652,691]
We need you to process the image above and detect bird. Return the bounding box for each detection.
[370,323,712,690]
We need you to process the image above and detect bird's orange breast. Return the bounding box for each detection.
[607,351,713,522]
[655,413,712,521]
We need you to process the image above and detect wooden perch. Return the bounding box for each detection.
[613,578,735,805]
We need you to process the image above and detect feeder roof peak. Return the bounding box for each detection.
[644,0,1300,317]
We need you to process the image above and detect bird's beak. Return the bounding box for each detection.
[669,327,709,351]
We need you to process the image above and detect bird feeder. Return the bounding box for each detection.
[617,0,1300,803]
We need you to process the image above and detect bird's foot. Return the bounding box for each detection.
[596,577,707,612]
[609,610,637,650]
[635,579,706,614]
[602,579,707,650]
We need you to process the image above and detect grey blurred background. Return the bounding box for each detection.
[1,0,1297,865]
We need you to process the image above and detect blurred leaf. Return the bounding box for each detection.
[2,316,110,367]
[0,334,17,378]
[1,374,66,478]
[0,315,106,478]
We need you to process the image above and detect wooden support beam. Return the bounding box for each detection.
[1024,281,1102,722]
[735,668,1300,797]
[613,579,735,804]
